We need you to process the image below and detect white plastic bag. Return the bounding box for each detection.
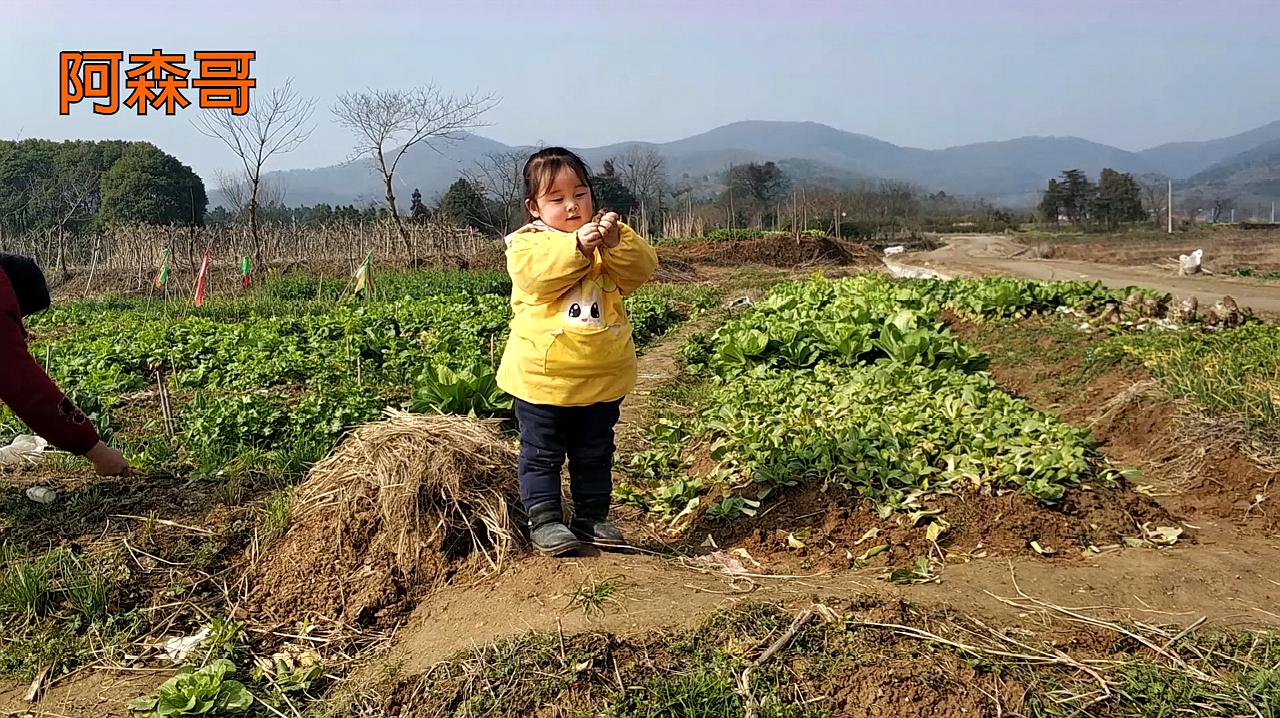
[883,245,906,256]
[0,435,48,465]
[1178,248,1203,276]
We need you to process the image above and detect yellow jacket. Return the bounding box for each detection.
[497,221,658,406]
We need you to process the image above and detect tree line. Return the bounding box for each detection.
[426,150,1020,241]
[1037,168,1149,230]
[0,139,207,233]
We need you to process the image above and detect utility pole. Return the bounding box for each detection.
[1167,180,1173,233]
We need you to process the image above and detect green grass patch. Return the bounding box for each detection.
[1090,324,1279,448]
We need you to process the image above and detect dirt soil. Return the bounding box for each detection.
[1047,229,1280,272]
[716,483,1175,574]
[663,235,878,268]
[894,234,1280,315]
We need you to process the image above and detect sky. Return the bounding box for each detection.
[3,0,1279,183]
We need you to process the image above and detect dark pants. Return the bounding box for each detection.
[514,398,621,510]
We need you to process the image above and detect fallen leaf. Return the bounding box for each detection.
[1144,525,1183,546]
[925,520,950,543]
[1030,541,1056,556]
[908,509,943,527]
[857,544,889,562]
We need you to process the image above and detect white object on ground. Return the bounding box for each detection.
[0,435,48,465]
[158,627,211,664]
[882,259,953,280]
[25,487,57,504]
[690,550,750,576]
[1178,248,1204,275]
[883,245,906,256]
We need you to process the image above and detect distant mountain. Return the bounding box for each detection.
[910,136,1155,205]
[1178,138,1280,210]
[1138,120,1280,179]
[258,133,515,207]
[233,119,1280,210]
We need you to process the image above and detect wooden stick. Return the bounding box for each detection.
[23,664,50,702]
[112,514,213,535]
[737,607,816,718]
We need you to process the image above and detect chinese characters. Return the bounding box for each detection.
[61,50,256,116]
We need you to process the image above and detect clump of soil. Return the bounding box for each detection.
[664,235,877,268]
[698,482,1176,573]
[247,411,521,626]
[651,254,703,283]
[1086,386,1280,533]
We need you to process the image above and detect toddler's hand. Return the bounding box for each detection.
[598,212,621,248]
[577,222,603,256]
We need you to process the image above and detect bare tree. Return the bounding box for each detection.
[194,78,316,268]
[214,168,248,217]
[1211,195,1235,223]
[1140,180,1168,228]
[462,150,525,236]
[613,145,667,235]
[332,84,499,254]
[617,145,666,202]
[30,168,100,278]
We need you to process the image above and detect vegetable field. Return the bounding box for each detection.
[2,258,1279,718]
[4,271,718,479]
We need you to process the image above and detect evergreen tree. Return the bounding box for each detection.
[98,142,206,226]
[409,187,431,222]
[1038,178,1062,223]
[439,178,487,231]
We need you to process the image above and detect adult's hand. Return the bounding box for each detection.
[85,441,131,476]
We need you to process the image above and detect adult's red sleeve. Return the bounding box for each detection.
[0,272,100,455]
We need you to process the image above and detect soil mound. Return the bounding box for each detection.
[248,410,520,625]
[664,235,877,268]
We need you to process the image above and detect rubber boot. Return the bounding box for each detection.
[526,501,581,557]
[570,495,628,549]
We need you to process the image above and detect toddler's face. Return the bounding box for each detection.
[527,166,594,233]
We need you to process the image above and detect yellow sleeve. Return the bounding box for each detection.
[600,223,658,295]
[506,229,592,304]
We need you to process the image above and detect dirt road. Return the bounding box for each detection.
[892,234,1280,315]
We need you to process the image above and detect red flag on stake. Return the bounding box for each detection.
[193,252,211,306]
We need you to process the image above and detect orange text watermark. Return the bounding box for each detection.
[60,50,256,116]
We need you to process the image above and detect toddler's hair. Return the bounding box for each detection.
[522,147,595,220]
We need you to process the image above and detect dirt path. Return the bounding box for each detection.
[389,523,1280,673]
[895,234,1280,314]
[616,314,715,451]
